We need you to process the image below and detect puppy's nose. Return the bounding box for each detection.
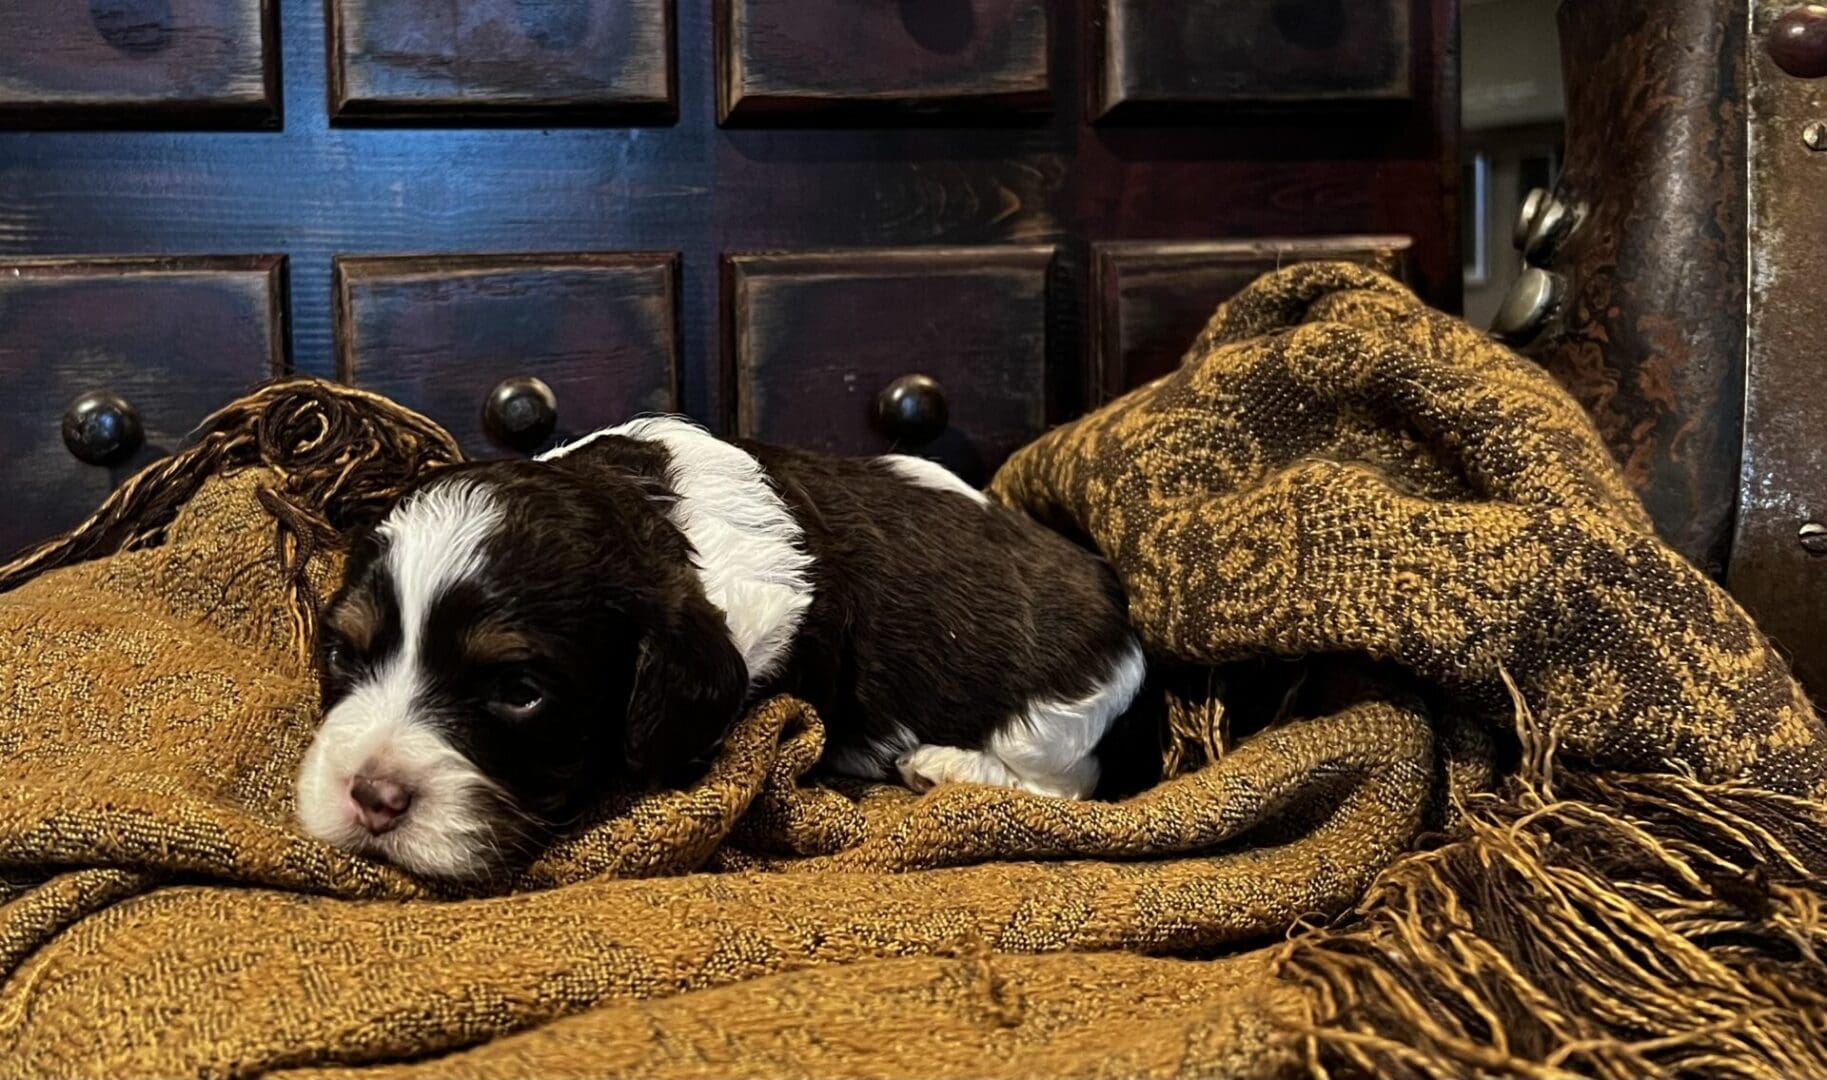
[349,776,413,834]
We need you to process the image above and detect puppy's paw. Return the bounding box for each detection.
[896,744,1023,794]
[895,748,939,793]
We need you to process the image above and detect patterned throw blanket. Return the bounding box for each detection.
[2,263,1822,1078]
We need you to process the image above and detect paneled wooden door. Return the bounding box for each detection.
[0,0,1459,556]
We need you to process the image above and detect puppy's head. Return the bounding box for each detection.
[293,447,748,882]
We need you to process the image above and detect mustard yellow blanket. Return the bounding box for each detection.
[2,263,1822,1079]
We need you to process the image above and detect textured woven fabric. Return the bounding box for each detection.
[2,263,1822,1079]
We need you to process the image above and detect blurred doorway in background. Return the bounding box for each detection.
[1461,0,1564,330]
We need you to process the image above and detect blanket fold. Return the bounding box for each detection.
[2,262,1823,1078]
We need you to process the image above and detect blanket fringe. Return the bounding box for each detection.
[0,377,460,656]
[1162,667,1229,777]
[1278,685,1827,1078]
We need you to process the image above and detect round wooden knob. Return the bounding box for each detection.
[61,391,144,466]
[1768,5,1827,78]
[482,376,558,453]
[872,374,950,447]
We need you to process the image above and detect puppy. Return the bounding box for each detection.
[294,417,1144,880]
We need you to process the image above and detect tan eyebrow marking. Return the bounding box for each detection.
[463,622,538,665]
[327,591,383,653]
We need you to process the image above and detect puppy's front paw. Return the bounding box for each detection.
[895,749,938,793]
[896,744,1031,794]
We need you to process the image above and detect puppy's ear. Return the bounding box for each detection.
[623,594,750,786]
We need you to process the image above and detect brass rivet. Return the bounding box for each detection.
[1805,121,1827,151]
[1800,521,1827,555]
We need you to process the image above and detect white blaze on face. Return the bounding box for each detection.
[293,479,511,881]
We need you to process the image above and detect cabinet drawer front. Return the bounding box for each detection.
[335,254,681,458]
[0,0,276,125]
[329,0,674,122]
[719,0,1049,122]
[0,256,287,557]
[1092,237,1412,400]
[726,247,1053,485]
[1098,0,1411,120]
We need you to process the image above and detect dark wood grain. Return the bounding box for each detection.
[328,0,675,123]
[0,255,286,557]
[1096,0,1411,120]
[335,253,680,457]
[0,0,277,127]
[1092,237,1412,400]
[0,0,1460,553]
[718,0,1049,123]
[0,0,1460,404]
[726,247,1052,484]
[1728,0,1827,694]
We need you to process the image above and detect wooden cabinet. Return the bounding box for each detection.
[0,256,286,555]
[0,0,1459,555]
[335,254,680,457]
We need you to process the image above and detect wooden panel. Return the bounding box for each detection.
[718,0,1048,123]
[0,0,277,127]
[1097,0,1411,120]
[335,253,680,457]
[1092,237,1412,400]
[726,247,1053,484]
[0,256,287,557]
[328,0,674,123]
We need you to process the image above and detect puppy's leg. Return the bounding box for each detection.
[895,645,1146,799]
[978,642,1148,799]
[985,731,1102,799]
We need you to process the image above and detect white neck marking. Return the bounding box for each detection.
[542,418,815,685]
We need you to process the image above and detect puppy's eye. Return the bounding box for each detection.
[322,638,357,679]
[488,674,547,721]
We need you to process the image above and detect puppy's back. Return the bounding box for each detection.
[745,443,1140,776]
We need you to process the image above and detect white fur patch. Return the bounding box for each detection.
[543,417,815,686]
[294,480,510,881]
[876,454,989,505]
[376,479,506,637]
[295,666,507,880]
[897,638,1147,799]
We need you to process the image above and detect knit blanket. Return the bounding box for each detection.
[3,263,1823,1078]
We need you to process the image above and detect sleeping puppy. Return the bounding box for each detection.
[294,417,1144,880]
